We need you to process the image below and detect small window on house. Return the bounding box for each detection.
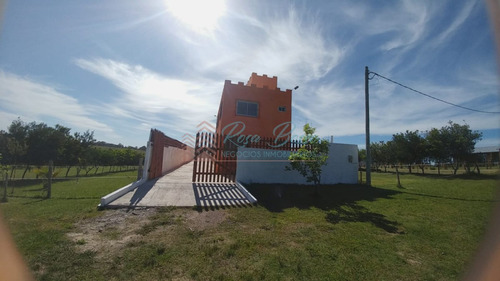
[236,100,258,117]
[278,106,286,112]
[348,155,353,163]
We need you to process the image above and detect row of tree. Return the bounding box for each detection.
[0,119,144,179]
[361,121,483,176]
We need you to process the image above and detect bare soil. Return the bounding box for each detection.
[67,207,228,259]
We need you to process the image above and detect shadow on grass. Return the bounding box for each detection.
[247,184,399,212]
[7,178,74,188]
[246,184,404,233]
[326,203,403,234]
[22,198,47,205]
[22,187,46,192]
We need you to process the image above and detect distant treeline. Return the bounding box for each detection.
[95,141,146,151]
[0,118,145,178]
[359,121,483,175]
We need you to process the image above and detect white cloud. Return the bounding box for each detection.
[363,0,430,51]
[0,71,114,135]
[165,0,226,35]
[181,5,344,88]
[73,2,500,146]
[3,0,495,148]
[292,82,364,137]
[368,76,498,129]
[289,72,500,143]
[74,58,221,134]
[0,111,27,132]
[459,62,500,90]
[432,1,476,46]
[248,7,343,84]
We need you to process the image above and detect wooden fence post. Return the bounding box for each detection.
[2,171,7,202]
[137,158,143,181]
[47,160,53,199]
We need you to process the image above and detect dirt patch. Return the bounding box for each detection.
[397,251,422,266]
[406,258,422,265]
[184,209,228,231]
[67,207,228,259]
[67,208,157,258]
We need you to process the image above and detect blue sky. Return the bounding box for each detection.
[0,0,499,148]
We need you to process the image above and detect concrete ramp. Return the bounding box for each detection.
[104,162,256,208]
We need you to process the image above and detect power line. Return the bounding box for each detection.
[369,71,500,114]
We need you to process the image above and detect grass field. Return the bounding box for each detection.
[4,165,138,180]
[0,170,498,281]
[367,164,499,176]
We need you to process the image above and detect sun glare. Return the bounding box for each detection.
[165,0,226,34]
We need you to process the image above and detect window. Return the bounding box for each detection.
[278,106,286,112]
[236,100,258,117]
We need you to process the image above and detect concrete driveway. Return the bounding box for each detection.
[106,161,256,209]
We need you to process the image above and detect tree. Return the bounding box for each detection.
[380,141,394,173]
[0,153,7,202]
[426,128,449,175]
[391,130,427,174]
[370,141,392,173]
[33,162,59,199]
[385,140,403,188]
[0,131,7,164]
[286,124,329,194]
[1,118,144,179]
[72,130,95,177]
[8,119,30,179]
[406,130,428,174]
[358,148,366,171]
[60,135,81,177]
[25,122,67,167]
[439,121,482,175]
[370,142,385,172]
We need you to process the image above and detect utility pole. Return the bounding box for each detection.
[365,66,371,186]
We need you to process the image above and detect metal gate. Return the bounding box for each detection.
[192,132,237,182]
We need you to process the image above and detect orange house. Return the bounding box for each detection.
[215,73,292,145]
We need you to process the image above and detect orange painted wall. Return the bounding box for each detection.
[247,72,278,90]
[148,129,191,179]
[215,74,292,141]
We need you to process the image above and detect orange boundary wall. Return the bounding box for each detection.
[148,129,192,179]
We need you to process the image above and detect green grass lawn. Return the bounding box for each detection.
[0,171,137,280]
[369,164,499,176]
[0,171,498,281]
[5,165,138,180]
